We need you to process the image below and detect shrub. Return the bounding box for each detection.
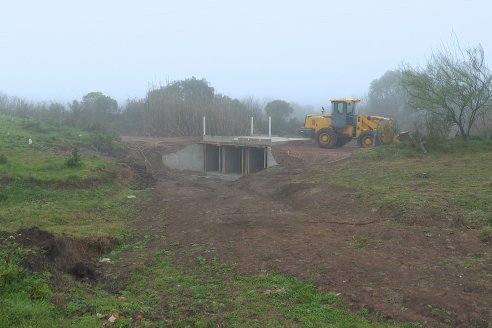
[22,120,47,133]
[0,242,25,288]
[478,226,492,243]
[65,148,82,168]
[427,137,492,153]
[0,154,8,165]
[91,133,114,152]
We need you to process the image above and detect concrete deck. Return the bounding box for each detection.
[202,135,310,147]
[163,135,299,178]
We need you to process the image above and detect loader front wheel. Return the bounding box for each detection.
[317,129,337,148]
[358,131,375,148]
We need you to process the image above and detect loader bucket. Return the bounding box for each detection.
[398,131,412,142]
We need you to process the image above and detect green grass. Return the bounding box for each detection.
[0,114,135,237]
[0,114,115,182]
[0,152,108,182]
[0,181,135,236]
[1,115,93,153]
[7,115,484,326]
[0,115,143,326]
[1,241,419,328]
[58,250,410,328]
[0,242,55,328]
[310,140,492,233]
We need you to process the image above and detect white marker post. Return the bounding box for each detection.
[250,117,254,136]
[203,116,206,136]
[268,116,272,138]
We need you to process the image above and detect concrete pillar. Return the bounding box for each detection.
[246,147,249,175]
[203,144,206,172]
[221,146,226,173]
[264,147,267,168]
[241,147,245,176]
[218,146,222,173]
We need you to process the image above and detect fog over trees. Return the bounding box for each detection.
[1,42,491,141]
[0,77,299,137]
[401,43,492,139]
[363,42,492,142]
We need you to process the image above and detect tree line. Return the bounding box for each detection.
[1,40,491,142]
[364,41,492,142]
[0,77,302,137]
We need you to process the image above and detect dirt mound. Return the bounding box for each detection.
[13,227,113,281]
[121,136,199,180]
[272,182,357,212]
[271,140,354,166]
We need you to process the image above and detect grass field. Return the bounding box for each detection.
[2,115,490,327]
[2,242,422,328]
[311,140,492,241]
[0,115,415,327]
[57,252,408,328]
[0,114,134,236]
[0,115,137,326]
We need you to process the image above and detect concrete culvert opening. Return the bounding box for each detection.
[205,144,220,173]
[223,146,242,174]
[248,147,265,174]
[163,137,281,179]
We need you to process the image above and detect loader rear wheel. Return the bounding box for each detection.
[317,129,337,148]
[358,131,375,148]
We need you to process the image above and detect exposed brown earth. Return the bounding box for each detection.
[1,227,113,281]
[66,137,492,327]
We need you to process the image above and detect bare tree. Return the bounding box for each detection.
[366,70,416,131]
[401,42,492,139]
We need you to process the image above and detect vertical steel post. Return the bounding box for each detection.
[268,116,272,138]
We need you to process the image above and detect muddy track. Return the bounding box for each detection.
[120,137,491,328]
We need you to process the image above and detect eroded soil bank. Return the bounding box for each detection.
[1,227,114,281]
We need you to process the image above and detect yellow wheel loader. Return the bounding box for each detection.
[298,99,405,148]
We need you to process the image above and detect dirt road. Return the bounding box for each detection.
[122,136,491,328]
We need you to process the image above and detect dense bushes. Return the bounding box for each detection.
[0,78,297,137]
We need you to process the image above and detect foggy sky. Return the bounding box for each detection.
[1,0,491,107]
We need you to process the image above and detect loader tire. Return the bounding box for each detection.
[317,128,337,148]
[358,131,376,148]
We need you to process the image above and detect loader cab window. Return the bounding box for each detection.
[346,102,355,115]
[332,102,346,115]
[346,102,356,126]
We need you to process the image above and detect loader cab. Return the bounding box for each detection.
[330,99,359,128]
